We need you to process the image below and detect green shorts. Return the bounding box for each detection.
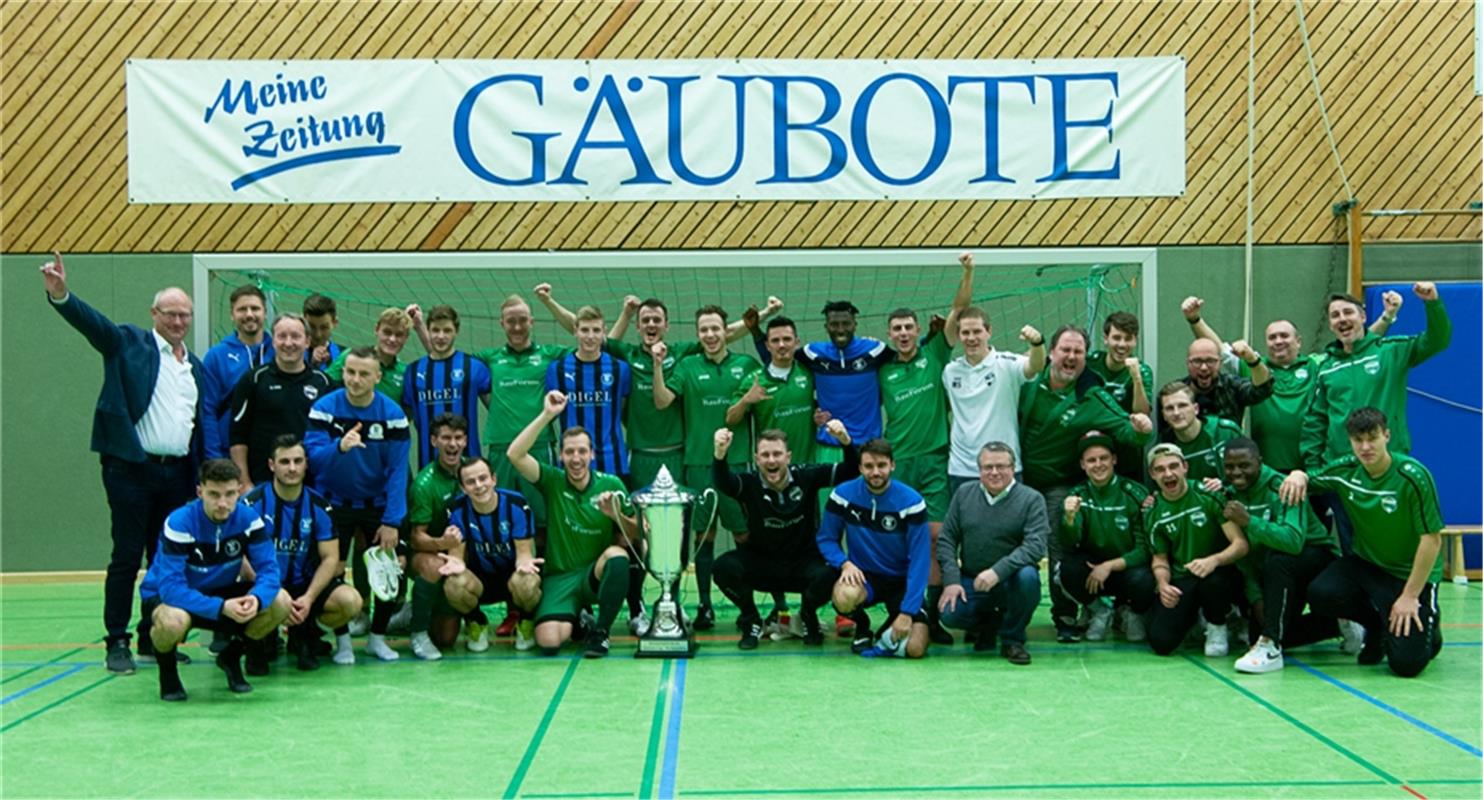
[628,448,685,492]
[894,448,950,522]
[491,441,550,529]
[535,566,601,624]
[683,464,746,533]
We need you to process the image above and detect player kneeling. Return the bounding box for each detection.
[409,457,542,659]
[246,435,363,671]
[140,459,292,701]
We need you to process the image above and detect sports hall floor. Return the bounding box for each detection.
[1,577,1479,799]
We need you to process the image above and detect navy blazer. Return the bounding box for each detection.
[52,292,205,464]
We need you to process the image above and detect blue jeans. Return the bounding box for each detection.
[938,565,1041,645]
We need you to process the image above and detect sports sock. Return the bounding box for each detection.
[370,598,397,635]
[465,606,489,626]
[926,585,944,623]
[410,577,439,634]
[596,556,630,632]
[695,539,715,606]
[626,560,647,615]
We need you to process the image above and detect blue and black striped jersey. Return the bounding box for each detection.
[544,352,632,475]
[402,351,492,468]
[245,483,335,589]
[446,489,534,574]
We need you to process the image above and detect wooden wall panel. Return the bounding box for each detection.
[2,0,1477,252]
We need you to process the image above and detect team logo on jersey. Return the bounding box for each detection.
[529,355,542,365]
[852,358,868,370]
[881,514,898,530]
[1380,496,1398,514]
[1364,360,1381,376]
[1191,511,1208,527]
[452,369,465,381]
[368,423,384,440]
[951,377,963,389]
[730,366,745,379]
[499,520,511,537]
[984,372,996,386]
[1115,514,1129,531]
[601,372,613,386]
[303,385,319,400]
[224,539,242,557]
[788,486,803,503]
[300,517,313,533]
[564,372,576,382]
[1295,368,1309,381]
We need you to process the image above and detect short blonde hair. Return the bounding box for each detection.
[375,307,412,332]
[575,305,604,324]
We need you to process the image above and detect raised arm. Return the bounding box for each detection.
[1020,325,1046,378]
[1182,297,1226,348]
[1369,290,1401,336]
[507,391,565,484]
[945,252,975,347]
[1408,282,1450,365]
[1230,340,1271,387]
[650,342,677,409]
[43,252,125,356]
[533,283,578,334]
[728,296,783,343]
[608,295,639,340]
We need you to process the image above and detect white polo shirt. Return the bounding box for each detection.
[943,349,1030,477]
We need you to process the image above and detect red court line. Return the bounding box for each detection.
[1401,785,1428,799]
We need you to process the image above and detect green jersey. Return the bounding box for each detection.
[1146,483,1231,579]
[1230,464,1336,602]
[607,338,700,452]
[1018,374,1151,490]
[326,351,405,400]
[1086,351,1153,413]
[666,351,759,466]
[477,343,569,445]
[408,460,460,528]
[734,361,816,460]
[1250,354,1324,472]
[1060,475,1151,567]
[1163,416,1243,484]
[880,333,952,458]
[1301,298,1450,468]
[1310,454,1445,582]
[534,462,632,574]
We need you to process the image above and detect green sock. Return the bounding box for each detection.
[411,577,439,634]
[596,557,630,632]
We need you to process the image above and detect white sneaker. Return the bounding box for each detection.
[332,634,356,666]
[1085,601,1115,642]
[772,613,804,642]
[515,619,536,652]
[347,612,369,637]
[465,622,490,653]
[410,631,442,661]
[1121,607,1148,643]
[1234,638,1284,673]
[627,612,651,638]
[1338,619,1365,655]
[366,633,400,661]
[1204,622,1229,657]
[386,603,413,635]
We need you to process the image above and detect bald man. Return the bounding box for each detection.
[1171,337,1271,437]
[44,252,206,676]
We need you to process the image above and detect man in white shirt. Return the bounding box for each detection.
[942,307,1045,493]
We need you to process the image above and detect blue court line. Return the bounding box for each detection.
[0,664,87,706]
[658,660,688,800]
[1289,657,1483,759]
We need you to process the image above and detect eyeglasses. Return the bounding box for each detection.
[153,309,193,321]
[979,464,1015,473]
[1187,358,1219,366]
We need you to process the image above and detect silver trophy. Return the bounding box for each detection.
[629,466,712,658]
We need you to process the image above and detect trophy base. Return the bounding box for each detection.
[634,598,698,659]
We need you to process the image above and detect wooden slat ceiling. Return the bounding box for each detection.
[1,0,1478,252]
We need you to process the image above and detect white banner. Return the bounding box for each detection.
[127,58,1186,204]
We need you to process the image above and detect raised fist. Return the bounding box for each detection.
[533,283,552,300]
[1020,325,1042,345]
[1129,413,1153,435]
[1181,296,1204,322]
[1063,495,1082,518]
[543,390,568,415]
[1413,282,1438,302]
[958,252,974,270]
[650,341,668,361]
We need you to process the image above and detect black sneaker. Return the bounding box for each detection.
[582,628,610,659]
[694,604,716,631]
[1001,642,1032,665]
[850,634,874,654]
[1056,625,1082,644]
[217,642,253,694]
[157,668,187,702]
[972,630,999,653]
[1357,631,1385,665]
[105,639,136,675]
[926,618,954,646]
[738,619,763,650]
[801,616,825,647]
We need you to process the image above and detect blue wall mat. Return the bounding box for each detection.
[1363,282,1481,570]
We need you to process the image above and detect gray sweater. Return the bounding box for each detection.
[936,481,1049,586]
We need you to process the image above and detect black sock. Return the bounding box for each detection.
[410,577,439,634]
[926,585,944,624]
[466,607,489,626]
[720,584,760,623]
[157,646,181,687]
[627,561,647,616]
[851,609,872,639]
[695,539,715,606]
[371,599,397,635]
[596,557,630,633]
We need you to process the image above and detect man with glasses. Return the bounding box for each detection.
[43,252,206,675]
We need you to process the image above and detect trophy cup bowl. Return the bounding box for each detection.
[629,465,707,658]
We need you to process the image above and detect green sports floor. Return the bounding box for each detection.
[2,578,1479,800]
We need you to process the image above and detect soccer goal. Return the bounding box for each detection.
[193,248,1160,375]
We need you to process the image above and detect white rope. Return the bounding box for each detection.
[1294,0,1356,200]
[1408,387,1483,415]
